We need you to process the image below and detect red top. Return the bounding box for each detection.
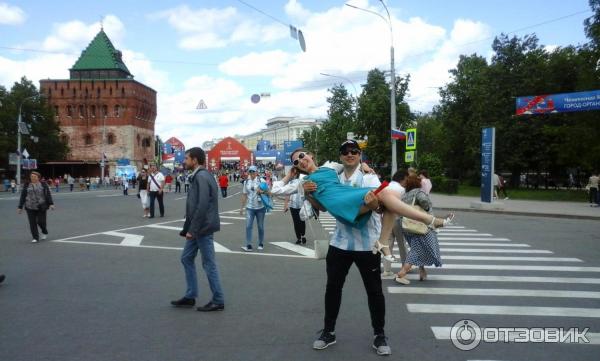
[165,175,173,184]
[218,175,229,188]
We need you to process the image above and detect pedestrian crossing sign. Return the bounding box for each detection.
[406,128,417,150]
[405,151,415,163]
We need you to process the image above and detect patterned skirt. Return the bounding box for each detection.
[404,230,443,267]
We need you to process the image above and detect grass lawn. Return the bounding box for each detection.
[455,185,589,202]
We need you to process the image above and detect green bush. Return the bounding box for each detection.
[431,176,459,194]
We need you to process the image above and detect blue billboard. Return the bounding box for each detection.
[480,127,495,203]
[283,140,303,166]
[516,89,600,115]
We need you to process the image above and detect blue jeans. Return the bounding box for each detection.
[180,234,225,304]
[245,207,266,246]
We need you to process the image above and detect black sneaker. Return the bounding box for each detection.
[313,330,336,350]
[241,245,253,252]
[170,297,195,308]
[0,274,5,284]
[196,302,224,312]
[301,237,307,244]
[372,334,391,356]
[295,239,302,245]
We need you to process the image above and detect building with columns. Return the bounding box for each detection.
[39,29,156,177]
[237,116,323,151]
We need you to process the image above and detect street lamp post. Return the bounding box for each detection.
[346,0,397,175]
[16,95,39,191]
[100,115,107,185]
[319,72,358,97]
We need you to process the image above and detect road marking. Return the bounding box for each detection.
[174,196,186,200]
[444,226,465,229]
[438,242,530,247]
[440,264,600,272]
[220,216,246,220]
[104,231,144,246]
[435,233,493,237]
[444,256,579,262]
[438,229,477,233]
[224,191,241,199]
[51,239,307,258]
[96,194,122,197]
[270,242,315,257]
[431,327,600,345]
[388,287,600,299]
[213,242,232,253]
[407,304,600,318]
[49,219,187,243]
[400,274,600,284]
[146,225,183,231]
[438,237,511,241]
[440,248,552,254]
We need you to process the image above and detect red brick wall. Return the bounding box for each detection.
[40,79,156,167]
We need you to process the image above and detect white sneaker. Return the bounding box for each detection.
[40,234,47,240]
[394,276,410,285]
[381,271,395,279]
[31,239,38,243]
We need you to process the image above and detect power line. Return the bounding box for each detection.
[235,0,289,27]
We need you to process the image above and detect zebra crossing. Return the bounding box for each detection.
[385,225,600,347]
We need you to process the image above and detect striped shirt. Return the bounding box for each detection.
[330,167,382,252]
[243,177,265,210]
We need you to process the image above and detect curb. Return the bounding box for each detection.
[436,207,600,221]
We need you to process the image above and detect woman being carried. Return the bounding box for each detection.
[279,149,452,261]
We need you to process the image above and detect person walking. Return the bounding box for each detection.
[148,164,165,218]
[10,179,16,193]
[240,166,266,252]
[53,177,61,193]
[175,173,182,193]
[395,174,443,284]
[283,174,307,245]
[165,174,173,192]
[218,172,229,198]
[588,172,599,206]
[418,170,432,195]
[123,177,129,196]
[67,174,74,192]
[171,147,225,312]
[184,173,190,193]
[382,169,409,280]
[17,171,55,243]
[137,170,150,217]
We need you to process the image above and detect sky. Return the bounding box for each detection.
[0,0,594,147]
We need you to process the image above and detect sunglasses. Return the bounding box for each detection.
[341,149,361,156]
[293,152,306,166]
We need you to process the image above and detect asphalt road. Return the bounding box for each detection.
[1,185,599,361]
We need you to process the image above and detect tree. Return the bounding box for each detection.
[0,77,68,168]
[300,83,356,163]
[355,69,411,173]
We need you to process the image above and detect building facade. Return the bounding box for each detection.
[39,29,156,177]
[237,116,323,151]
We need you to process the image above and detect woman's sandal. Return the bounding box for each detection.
[394,271,410,285]
[419,267,427,281]
[372,241,395,263]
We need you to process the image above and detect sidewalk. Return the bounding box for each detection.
[430,193,600,220]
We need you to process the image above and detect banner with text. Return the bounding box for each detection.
[516,90,600,115]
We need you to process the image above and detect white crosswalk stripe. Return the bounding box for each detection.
[384,223,600,349]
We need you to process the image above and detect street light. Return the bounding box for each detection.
[319,72,358,97]
[17,95,40,191]
[345,0,397,175]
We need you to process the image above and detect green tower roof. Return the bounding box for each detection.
[70,29,131,75]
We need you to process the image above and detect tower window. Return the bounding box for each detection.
[78,105,84,118]
[102,105,108,117]
[114,104,121,117]
[66,105,72,117]
[107,133,115,145]
[84,134,92,145]
[90,105,96,118]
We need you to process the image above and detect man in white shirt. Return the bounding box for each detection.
[303,140,391,356]
[148,164,166,218]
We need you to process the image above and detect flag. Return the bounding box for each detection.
[391,129,406,140]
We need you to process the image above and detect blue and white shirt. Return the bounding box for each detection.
[243,177,265,210]
[330,168,382,252]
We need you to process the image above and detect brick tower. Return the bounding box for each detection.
[40,29,156,177]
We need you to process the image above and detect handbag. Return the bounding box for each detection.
[299,200,316,221]
[401,193,429,235]
[314,239,329,259]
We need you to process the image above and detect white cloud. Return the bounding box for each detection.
[285,0,311,22]
[40,15,125,52]
[219,50,292,77]
[0,2,26,25]
[150,4,287,50]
